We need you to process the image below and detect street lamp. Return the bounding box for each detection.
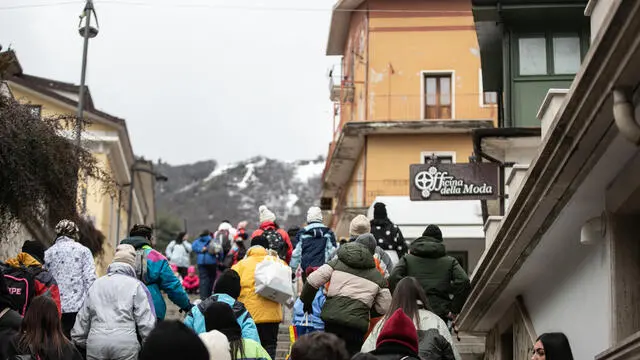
[126,162,168,235]
[76,0,99,214]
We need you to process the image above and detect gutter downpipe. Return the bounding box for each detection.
[613,88,640,145]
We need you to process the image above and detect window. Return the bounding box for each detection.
[423,73,452,119]
[26,105,41,118]
[421,151,456,165]
[517,33,583,76]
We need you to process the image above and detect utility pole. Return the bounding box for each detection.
[75,0,98,214]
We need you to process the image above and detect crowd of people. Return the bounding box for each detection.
[0,202,576,360]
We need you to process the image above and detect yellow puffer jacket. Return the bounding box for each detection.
[232,246,285,324]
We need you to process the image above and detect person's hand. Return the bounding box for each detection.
[202,247,208,253]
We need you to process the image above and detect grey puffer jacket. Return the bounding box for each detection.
[71,263,156,360]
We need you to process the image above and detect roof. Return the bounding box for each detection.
[326,0,366,56]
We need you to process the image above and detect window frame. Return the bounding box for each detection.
[514,31,586,77]
[420,151,457,164]
[421,70,455,120]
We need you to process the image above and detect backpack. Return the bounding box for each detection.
[263,228,287,261]
[217,230,232,256]
[0,264,42,316]
[134,249,149,284]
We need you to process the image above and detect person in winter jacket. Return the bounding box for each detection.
[204,302,271,360]
[0,269,22,359]
[225,228,248,268]
[6,296,83,360]
[389,225,470,322]
[290,332,350,360]
[72,244,156,360]
[184,269,260,343]
[183,266,200,294]
[120,224,193,321]
[367,308,421,360]
[300,242,392,357]
[289,207,336,279]
[370,203,407,263]
[287,226,301,249]
[192,229,223,299]
[250,205,293,263]
[165,232,192,278]
[362,277,460,360]
[232,237,287,360]
[198,330,232,360]
[44,219,97,338]
[329,215,394,279]
[140,321,209,360]
[292,267,325,331]
[215,221,237,269]
[3,240,61,315]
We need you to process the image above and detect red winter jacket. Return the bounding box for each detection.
[182,274,200,291]
[250,222,293,264]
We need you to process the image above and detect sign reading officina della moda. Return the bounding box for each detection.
[409,163,499,201]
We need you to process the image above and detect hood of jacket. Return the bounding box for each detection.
[337,243,376,269]
[302,222,330,236]
[5,253,42,269]
[197,234,212,243]
[409,236,446,258]
[371,217,393,228]
[259,221,277,231]
[107,262,137,277]
[246,246,268,258]
[120,236,151,250]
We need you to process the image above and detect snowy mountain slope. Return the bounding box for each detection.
[155,156,324,233]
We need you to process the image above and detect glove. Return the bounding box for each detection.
[181,303,195,314]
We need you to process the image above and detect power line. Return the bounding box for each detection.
[1,0,471,14]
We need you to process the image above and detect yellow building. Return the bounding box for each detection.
[2,51,157,274]
[323,0,497,237]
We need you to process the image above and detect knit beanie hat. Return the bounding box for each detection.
[237,221,248,230]
[258,205,276,223]
[373,202,388,220]
[113,244,136,269]
[213,269,241,299]
[22,240,45,264]
[199,330,232,360]
[188,266,196,275]
[349,215,371,236]
[130,224,153,239]
[376,309,419,354]
[204,302,242,340]
[422,224,443,242]
[140,321,209,360]
[250,235,270,250]
[55,219,79,239]
[355,233,377,255]
[306,206,323,224]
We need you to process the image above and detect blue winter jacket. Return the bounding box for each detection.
[120,237,192,320]
[293,287,325,330]
[191,234,221,265]
[184,293,260,343]
[289,223,336,271]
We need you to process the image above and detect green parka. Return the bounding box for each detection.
[388,236,470,319]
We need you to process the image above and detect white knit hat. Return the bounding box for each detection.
[349,215,371,236]
[307,206,323,224]
[198,330,231,360]
[113,244,136,269]
[258,205,276,223]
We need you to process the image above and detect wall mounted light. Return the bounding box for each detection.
[580,212,607,245]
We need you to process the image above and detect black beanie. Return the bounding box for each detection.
[22,240,45,264]
[214,269,241,299]
[373,202,387,220]
[423,225,443,242]
[139,321,208,360]
[203,301,242,340]
[251,235,270,249]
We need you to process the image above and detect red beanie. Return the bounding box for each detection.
[376,309,419,354]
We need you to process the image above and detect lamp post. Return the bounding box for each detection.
[76,0,99,214]
[126,161,168,234]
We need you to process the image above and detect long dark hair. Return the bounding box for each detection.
[18,296,70,359]
[385,277,431,328]
[537,333,574,360]
[175,231,187,245]
[204,302,246,360]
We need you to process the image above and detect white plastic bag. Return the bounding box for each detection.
[254,256,294,304]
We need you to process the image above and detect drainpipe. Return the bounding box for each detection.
[613,88,640,145]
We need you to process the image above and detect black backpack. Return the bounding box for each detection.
[217,230,233,256]
[0,264,41,316]
[263,228,287,261]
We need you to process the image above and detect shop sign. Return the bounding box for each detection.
[409,163,499,201]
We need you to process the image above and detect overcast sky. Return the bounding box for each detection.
[0,0,339,165]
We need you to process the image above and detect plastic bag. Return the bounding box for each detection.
[254,255,293,304]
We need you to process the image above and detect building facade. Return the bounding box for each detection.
[322,0,498,239]
[459,1,640,359]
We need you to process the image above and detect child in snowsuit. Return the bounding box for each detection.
[293,267,325,331]
[183,266,200,294]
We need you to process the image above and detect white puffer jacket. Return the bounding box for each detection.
[165,240,192,268]
[71,263,156,360]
